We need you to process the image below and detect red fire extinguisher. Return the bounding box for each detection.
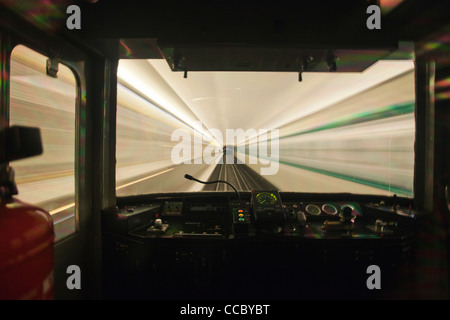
[0,126,54,300]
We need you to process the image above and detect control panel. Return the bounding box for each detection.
[109,191,418,241]
[105,192,419,300]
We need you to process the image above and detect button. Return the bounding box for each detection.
[375,219,384,232]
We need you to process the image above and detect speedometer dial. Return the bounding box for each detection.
[256,192,278,206]
[305,204,321,215]
[322,204,338,215]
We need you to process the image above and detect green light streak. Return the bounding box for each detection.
[280,101,415,140]
[278,159,413,197]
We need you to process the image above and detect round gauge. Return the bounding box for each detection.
[322,204,338,215]
[305,204,321,215]
[256,192,278,206]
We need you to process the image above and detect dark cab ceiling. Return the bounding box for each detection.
[1,0,449,72]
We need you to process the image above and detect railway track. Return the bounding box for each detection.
[204,154,278,192]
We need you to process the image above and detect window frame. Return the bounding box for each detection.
[9,44,79,241]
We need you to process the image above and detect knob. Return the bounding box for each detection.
[340,206,355,223]
[288,209,297,219]
[375,219,384,232]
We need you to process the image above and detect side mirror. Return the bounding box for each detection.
[0,126,43,164]
[0,126,43,197]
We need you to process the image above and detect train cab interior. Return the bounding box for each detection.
[0,0,450,300]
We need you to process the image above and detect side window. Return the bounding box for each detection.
[9,45,77,242]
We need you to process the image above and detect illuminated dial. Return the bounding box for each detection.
[305,204,321,215]
[322,204,338,215]
[256,192,278,206]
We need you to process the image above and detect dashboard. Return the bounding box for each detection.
[107,190,417,240]
[102,191,419,299]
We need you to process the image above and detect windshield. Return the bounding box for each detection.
[115,58,415,198]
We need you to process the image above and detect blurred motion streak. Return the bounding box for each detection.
[9,45,416,241]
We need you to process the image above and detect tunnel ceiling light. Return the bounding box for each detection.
[117,60,221,146]
[117,57,414,148]
[145,58,414,141]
